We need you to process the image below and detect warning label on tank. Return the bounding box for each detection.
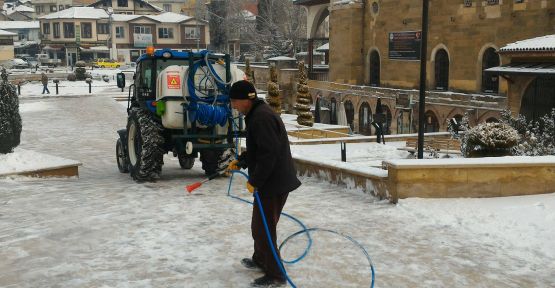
[167,74,180,89]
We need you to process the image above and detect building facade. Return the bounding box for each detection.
[39,7,209,65]
[296,0,555,135]
[0,20,40,55]
[87,0,162,15]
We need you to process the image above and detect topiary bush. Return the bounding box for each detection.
[0,68,22,154]
[67,73,76,81]
[461,122,519,157]
[295,61,313,126]
[75,61,87,80]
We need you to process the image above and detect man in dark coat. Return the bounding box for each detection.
[227,80,301,287]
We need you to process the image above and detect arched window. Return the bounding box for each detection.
[344,100,355,131]
[330,97,337,125]
[434,49,449,91]
[358,102,372,135]
[486,117,499,123]
[370,50,380,87]
[482,48,500,93]
[424,110,439,132]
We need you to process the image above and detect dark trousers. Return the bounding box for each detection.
[251,192,289,280]
[42,84,50,94]
[372,122,385,144]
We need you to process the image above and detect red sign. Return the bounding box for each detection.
[167,74,180,89]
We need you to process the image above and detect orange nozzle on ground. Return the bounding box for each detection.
[186,182,202,193]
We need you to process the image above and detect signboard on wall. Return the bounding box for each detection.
[75,24,80,45]
[134,34,153,48]
[388,31,421,60]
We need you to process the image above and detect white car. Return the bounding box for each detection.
[1,58,29,69]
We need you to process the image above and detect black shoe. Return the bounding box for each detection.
[251,275,286,287]
[241,258,262,271]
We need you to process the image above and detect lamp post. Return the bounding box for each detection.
[417,0,429,159]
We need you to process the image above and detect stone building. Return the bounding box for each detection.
[295,0,555,135]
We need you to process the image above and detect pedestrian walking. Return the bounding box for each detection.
[227,80,301,287]
[372,98,385,144]
[41,72,50,94]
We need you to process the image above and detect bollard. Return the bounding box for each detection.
[341,142,346,162]
[53,79,59,95]
[85,78,92,94]
[17,83,20,95]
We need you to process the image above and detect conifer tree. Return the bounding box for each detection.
[295,61,313,126]
[266,64,281,114]
[0,68,22,154]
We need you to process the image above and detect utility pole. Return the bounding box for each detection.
[417,0,429,159]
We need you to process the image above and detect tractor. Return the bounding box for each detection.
[115,48,246,181]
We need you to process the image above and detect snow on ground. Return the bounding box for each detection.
[0,147,79,175]
[0,92,554,287]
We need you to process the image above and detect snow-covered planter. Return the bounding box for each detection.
[0,68,22,154]
[461,122,519,157]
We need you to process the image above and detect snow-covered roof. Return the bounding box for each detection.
[147,12,192,23]
[39,7,108,20]
[0,29,17,36]
[111,13,140,22]
[0,21,39,30]
[500,34,555,53]
[240,9,256,20]
[316,42,329,52]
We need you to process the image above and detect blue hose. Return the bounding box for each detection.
[227,170,375,288]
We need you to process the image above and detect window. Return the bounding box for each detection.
[59,5,63,11]
[463,0,472,7]
[81,22,92,38]
[97,23,109,34]
[63,22,74,38]
[486,0,499,5]
[482,47,500,93]
[53,22,60,38]
[18,34,25,41]
[184,27,200,39]
[43,23,50,34]
[116,26,125,38]
[369,50,380,87]
[158,27,173,39]
[163,4,171,11]
[50,5,57,12]
[65,5,71,9]
[515,0,525,3]
[134,26,151,34]
[117,0,128,7]
[434,49,449,90]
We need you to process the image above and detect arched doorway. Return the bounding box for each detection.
[330,97,337,125]
[382,105,392,135]
[482,47,500,93]
[369,50,380,87]
[424,110,440,132]
[520,76,555,122]
[344,100,355,130]
[358,102,372,135]
[434,49,449,91]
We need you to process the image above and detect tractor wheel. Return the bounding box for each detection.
[116,138,129,173]
[126,107,165,181]
[178,154,195,169]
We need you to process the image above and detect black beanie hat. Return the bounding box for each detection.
[229,80,257,100]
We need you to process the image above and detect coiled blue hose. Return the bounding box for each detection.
[185,51,231,127]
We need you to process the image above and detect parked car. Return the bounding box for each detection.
[36,53,61,67]
[93,59,121,68]
[1,58,29,69]
[17,55,38,68]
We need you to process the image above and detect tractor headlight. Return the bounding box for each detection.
[162,51,172,59]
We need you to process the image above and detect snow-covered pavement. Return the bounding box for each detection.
[1,93,554,287]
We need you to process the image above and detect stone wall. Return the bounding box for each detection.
[329,0,555,95]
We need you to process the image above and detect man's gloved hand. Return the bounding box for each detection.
[246,182,256,193]
[227,159,240,171]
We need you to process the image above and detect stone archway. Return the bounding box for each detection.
[424,110,440,132]
[358,101,372,135]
